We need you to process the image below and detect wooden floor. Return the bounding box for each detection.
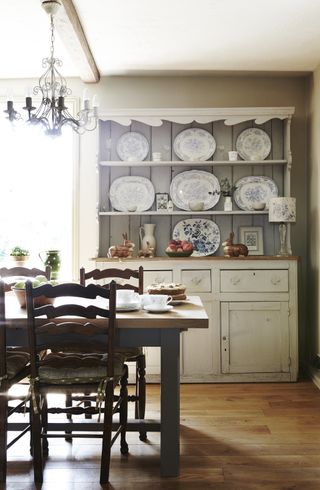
[5,380,320,489]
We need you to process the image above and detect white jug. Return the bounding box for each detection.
[139,223,156,254]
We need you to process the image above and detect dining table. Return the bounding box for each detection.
[5,293,208,477]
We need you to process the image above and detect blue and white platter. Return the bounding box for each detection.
[234,176,278,211]
[170,170,220,211]
[236,128,271,161]
[116,131,149,161]
[173,128,216,161]
[172,218,220,256]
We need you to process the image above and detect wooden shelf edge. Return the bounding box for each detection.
[99,159,287,167]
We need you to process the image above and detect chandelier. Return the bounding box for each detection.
[4,0,98,137]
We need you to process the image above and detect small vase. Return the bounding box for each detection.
[39,250,61,279]
[139,224,156,255]
[224,196,233,211]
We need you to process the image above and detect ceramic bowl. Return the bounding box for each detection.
[12,288,54,309]
[252,202,266,211]
[188,200,204,212]
[165,250,193,257]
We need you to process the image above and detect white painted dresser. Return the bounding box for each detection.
[95,256,298,383]
[91,107,299,383]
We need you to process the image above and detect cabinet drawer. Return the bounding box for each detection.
[144,270,173,291]
[181,269,211,293]
[220,270,289,293]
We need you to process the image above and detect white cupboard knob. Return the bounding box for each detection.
[231,276,240,285]
[271,276,281,285]
[191,276,202,285]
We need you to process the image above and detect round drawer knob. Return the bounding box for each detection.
[231,276,240,285]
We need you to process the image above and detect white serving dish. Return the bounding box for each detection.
[109,176,155,212]
[169,170,220,211]
[173,218,220,256]
[173,128,216,161]
[234,176,278,211]
[116,131,149,161]
[236,128,271,161]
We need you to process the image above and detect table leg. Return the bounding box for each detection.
[160,329,180,477]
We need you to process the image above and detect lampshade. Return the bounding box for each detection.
[268,197,296,223]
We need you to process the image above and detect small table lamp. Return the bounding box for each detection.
[268,197,296,256]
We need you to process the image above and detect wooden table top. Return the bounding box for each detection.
[5,294,208,331]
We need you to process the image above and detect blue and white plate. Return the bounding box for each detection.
[234,176,278,211]
[116,131,149,161]
[173,128,216,161]
[236,128,271,161]
[170,170,220,211]
[173,219,220,256]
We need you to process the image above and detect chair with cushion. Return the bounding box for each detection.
[0,280,31,483]
[80,266,147,441]
[25,280,128,484]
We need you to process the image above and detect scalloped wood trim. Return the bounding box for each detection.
[98,107,295,126]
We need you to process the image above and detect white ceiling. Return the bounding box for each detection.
[1,0,320,79]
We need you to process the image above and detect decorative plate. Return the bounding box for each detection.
[169,170,220,211]
[173,219,220,256]
[173,128,216,161]
[236,128,271,161]
[109,176,155,212]
[234,176,278,211]
[116,131,149,161]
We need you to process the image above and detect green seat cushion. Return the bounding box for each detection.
[115,346,143,361]
[39,352,126,384]
[6,351,30,379]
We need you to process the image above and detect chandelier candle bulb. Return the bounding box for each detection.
[82,89,90,110]
[92,94,99,106]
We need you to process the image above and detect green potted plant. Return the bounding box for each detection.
[10,246,30,265]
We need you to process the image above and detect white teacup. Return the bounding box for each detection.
[142,294,172,309]
[117,289,139,306]
[152,152,162,162]
[228,151,238,161]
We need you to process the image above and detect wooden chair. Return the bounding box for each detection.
[25,280,128,484]
[80,266,147,441]
[0,265,51,292]
[0,280,31,483]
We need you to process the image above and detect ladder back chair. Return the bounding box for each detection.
[80,266,147,441]
[0,280,31,484]
[0,265,51,292]
[25,280,128,484]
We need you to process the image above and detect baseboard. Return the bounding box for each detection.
[309,365,320,389]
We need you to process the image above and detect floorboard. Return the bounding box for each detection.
[5,380,320,489]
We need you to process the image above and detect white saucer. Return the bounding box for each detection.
[143,304,173,313]
[116,302,140,312]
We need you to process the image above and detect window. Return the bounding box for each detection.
[0,123,74,279]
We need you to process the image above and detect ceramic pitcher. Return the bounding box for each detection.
[39,250,61,279]
[139,223,156,253]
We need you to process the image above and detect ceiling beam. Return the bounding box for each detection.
[54,0,100,83]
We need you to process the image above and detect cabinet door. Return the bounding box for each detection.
[182,300,215,376]
[221,302,289,374]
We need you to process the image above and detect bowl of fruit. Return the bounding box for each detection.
[12,276,57,308]
[165,239,194,257]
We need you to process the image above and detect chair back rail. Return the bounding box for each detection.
[25,281,117,380]
[0,266,51,291]
[80,266,143,294]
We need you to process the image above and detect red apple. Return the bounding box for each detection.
[182,242,193,252]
